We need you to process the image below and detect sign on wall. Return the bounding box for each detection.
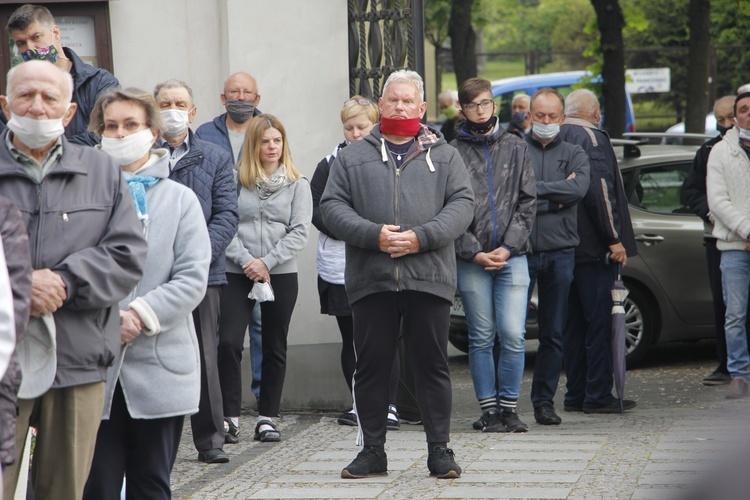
[57,16,98,66]
[626,68,671,94]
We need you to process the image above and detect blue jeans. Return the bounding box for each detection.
[249,303,262,398]
[527,249,575,408]
[457,256,530,403]
[720,250,750,382]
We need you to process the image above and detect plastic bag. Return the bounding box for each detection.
[248,281,275,302]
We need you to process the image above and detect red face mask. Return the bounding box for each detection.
[380,116,422,136]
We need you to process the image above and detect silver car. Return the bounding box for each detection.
[449,141,715,366]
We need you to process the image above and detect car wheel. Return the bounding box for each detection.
[623,284,655,367]
[448,327,469,353]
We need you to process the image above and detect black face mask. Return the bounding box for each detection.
[718,124,732,136]
[464,115,498,135]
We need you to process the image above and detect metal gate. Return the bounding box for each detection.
[348,0,425,100]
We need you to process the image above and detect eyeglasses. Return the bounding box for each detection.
[344,98,372,106]
[103,121,147,133]
[225,89,258,99]
[462,99,494,113]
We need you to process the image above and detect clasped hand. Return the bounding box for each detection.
[120,309,143,344]
[30,269,67,317]
[473,247,511,271]
[379,225,420,258]
[243,258,270,282]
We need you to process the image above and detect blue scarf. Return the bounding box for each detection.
[126,176,160,219]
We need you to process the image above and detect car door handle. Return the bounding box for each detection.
[635,234,665,245]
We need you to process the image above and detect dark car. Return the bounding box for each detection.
[449,141,715,366]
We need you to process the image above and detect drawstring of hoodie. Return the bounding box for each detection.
[381,138,436,172]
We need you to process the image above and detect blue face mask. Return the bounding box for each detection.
[510,112,528,125]
[22,45,59,63]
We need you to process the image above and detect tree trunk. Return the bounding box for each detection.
[686,0,711,133]
[591,0,626,138]
[448,0,477,87]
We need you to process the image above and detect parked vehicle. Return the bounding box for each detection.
[664,114,718,144]
[449,141,715,366]
[491,71,637,133]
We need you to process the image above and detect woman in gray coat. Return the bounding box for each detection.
[82,88,211,500]
[218,114,312,444]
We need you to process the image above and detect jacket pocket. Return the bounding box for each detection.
[57,204,112,252]
[154,321,197,375]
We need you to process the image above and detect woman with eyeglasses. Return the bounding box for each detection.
[83,88,211,500]
[217,114,312,443]
[311,97,404,430]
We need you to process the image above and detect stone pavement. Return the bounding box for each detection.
[170,344,750,499]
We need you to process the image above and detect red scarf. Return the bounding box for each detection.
[380,116,421,136]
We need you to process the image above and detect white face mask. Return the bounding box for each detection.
[100,129,155,166]
[738,127,750,141]
[160,109,191,137]
[6,111,66,149]
[532,121,560,142]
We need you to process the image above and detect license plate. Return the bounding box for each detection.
[451,295,465,317]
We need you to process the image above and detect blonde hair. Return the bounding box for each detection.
[237,114,300,189]
[341,95,379,124]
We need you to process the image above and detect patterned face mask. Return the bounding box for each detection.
[22,45,59,63]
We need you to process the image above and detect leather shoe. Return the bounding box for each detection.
[563,404,583,412]
[703,370,731,386]
[583,399,636,414]
[198,448,229,464]
[726,378,749,399]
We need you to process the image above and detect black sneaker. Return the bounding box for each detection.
[583,399,637,414]
[428,445,462,478]
[534,404,562,425]
[387,404,400,431]
[337,409,357,426]
[703,370,731,386]
[499,408,529,432]
[481,410,507,433]
[341,446,388,479]
[473,409,494,430]
[224,418,239,444]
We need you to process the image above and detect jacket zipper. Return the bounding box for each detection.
[34,184,43,269]
[392,149,420,292]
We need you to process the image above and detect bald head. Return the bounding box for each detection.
[714,95,736,132]
[6,59,72,101]
[223,72,259,98]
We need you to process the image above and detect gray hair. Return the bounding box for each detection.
[153,79,194,106]
[511,94,530,107]
[382,70,424,101]
[438,89,458,102]
[6,60,73,102]
[565,89,600,116]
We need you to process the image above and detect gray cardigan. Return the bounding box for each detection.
[225,173,312,276]
[103,150,211,420]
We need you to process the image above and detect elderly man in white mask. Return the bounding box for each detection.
[0,60,146,500]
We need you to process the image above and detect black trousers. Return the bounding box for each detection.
[218,272,298,417]
[352,291,452,446]
[83,383,184,500]
[190,286,225,451]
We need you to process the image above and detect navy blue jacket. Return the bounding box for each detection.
[168,130,239,286]
[559,118,637,263]
[194,108,262,157]
[65,48,119,146]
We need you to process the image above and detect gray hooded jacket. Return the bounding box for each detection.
[321,124,475,305]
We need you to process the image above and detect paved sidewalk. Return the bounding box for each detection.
[171,344,750,499]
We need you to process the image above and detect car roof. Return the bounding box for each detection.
[614,144,699,170]
[490,71,590,95]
